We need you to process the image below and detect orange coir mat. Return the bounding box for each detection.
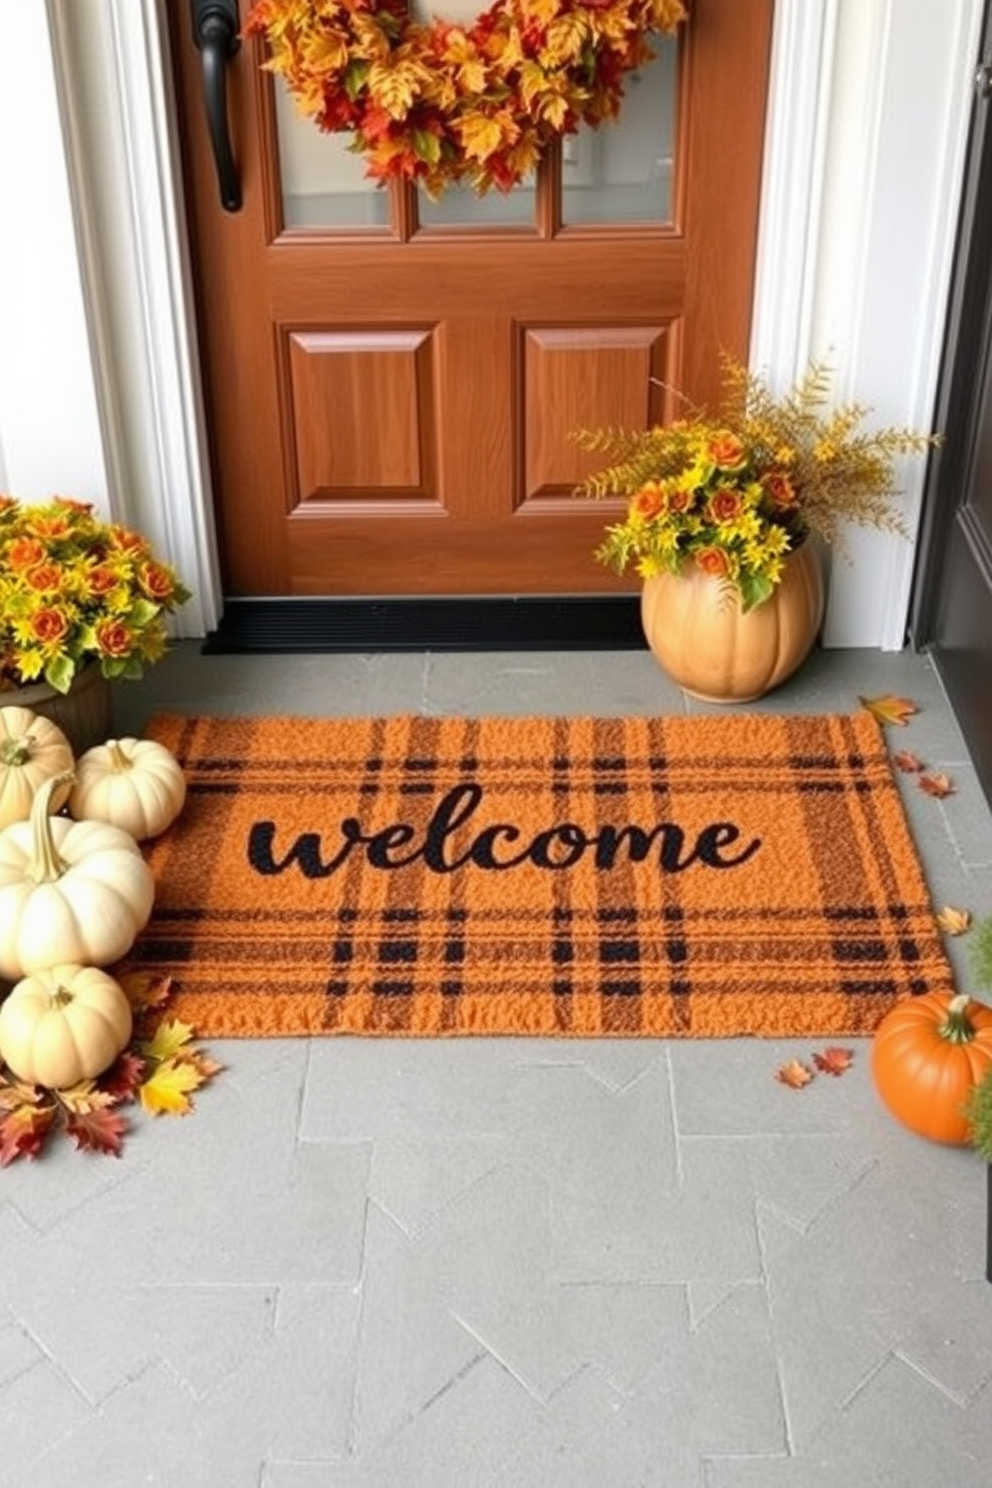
[123,711,956,1039]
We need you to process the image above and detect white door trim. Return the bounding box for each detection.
[14,0,985,645]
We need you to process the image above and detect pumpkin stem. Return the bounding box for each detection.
[0,735,34,767]
[49,984,75,1010]
[106,740,133,772]
[27,771,75,885]
[939,993,978,1044]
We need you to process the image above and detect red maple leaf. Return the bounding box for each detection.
[64,1108,128,1158]
[812,1047,855,1077]
[0,1105,55,1166]
[100,1050,146,1102]
[918,771,955,799]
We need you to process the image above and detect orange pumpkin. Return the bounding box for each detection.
[639,542,824,702]
[871,992,992,1144]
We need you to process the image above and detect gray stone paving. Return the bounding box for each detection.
[2,642,991,1487]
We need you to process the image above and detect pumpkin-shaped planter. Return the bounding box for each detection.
[871,991,992,1144]
[0,772,155,980]
[0,963,133,1087]
[69,737,186,841]
[640,542,825,702]
[0,706,74,828]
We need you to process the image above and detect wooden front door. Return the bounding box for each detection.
[170,0,772,599]
[913,1,992,803]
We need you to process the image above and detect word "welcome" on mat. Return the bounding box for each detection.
[125,711,955,1039]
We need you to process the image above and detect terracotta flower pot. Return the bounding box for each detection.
[0,663,112,754]
[640,542,825,702]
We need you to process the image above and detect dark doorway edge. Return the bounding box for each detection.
[201,596,646,654]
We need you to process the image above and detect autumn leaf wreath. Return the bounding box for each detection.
[245,0,688,197]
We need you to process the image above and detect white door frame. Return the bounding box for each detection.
[0,0,982,646]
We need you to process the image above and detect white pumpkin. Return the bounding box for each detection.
[0,963,133,1087]
[0,706,74,828]
[69,736,186,841]
[0,772,155,979]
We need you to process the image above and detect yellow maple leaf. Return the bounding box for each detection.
[539,92,570,131]
[543,14,589,66]
[139,1059,205,1118]
[367,59,429,120]
[141,1019,195,1063]
[56,1080,117,1115]
[936,906,972,936]
[456,112,508,163]
[519,60,550,111]
[859,694,918,726]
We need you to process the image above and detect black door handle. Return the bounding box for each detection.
[190,0,242,212]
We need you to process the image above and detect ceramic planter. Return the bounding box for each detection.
[640,541,825,702]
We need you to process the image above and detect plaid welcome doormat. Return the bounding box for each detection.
[126,711,955,1038]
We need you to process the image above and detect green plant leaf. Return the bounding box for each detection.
[44,653,75,695]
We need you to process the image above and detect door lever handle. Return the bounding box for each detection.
[190,0,242,212]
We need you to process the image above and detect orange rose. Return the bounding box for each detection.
[30,608,70,644]
[24,563,64,593]
[706,487,743,523]
[695,546,732,579]
[87,566,119,596]
[138,562,175,602]
[631,483,664,520]
[761,470,797,509]
[667,486,694,514]
[95,619,135,658]
[706,431,747,470]
[6,537,46,570]
[108,525,147,554]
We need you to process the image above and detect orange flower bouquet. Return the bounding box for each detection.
[575,360,938,612]
[0,496,190,694]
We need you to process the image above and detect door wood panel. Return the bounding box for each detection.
[287,329,434,498]
[169,0,773,599]
[521,325,670,500]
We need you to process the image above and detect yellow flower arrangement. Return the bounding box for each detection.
[575,360,939,612]
[0,496,191,694]
[244,0,687,197]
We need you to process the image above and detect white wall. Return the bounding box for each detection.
[0,0,983,646]
[0,1,110,510]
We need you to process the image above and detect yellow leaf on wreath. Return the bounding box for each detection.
[539,93,570,131]
[141,1019,196,1063]
[367,59,429,120]
[139,1059,205,1118]
[543,14,589,65]
[457,112,508,163]
[519,60,550,111]
[518,0,562,25]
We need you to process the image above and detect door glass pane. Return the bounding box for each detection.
[274,78,389,229]
[419,178,536,229]
[563,33,678,226]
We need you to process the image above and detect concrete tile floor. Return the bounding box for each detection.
[2,640,992,1487]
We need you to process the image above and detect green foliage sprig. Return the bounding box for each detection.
[574,358,939,612]
[963,914,992,1161]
